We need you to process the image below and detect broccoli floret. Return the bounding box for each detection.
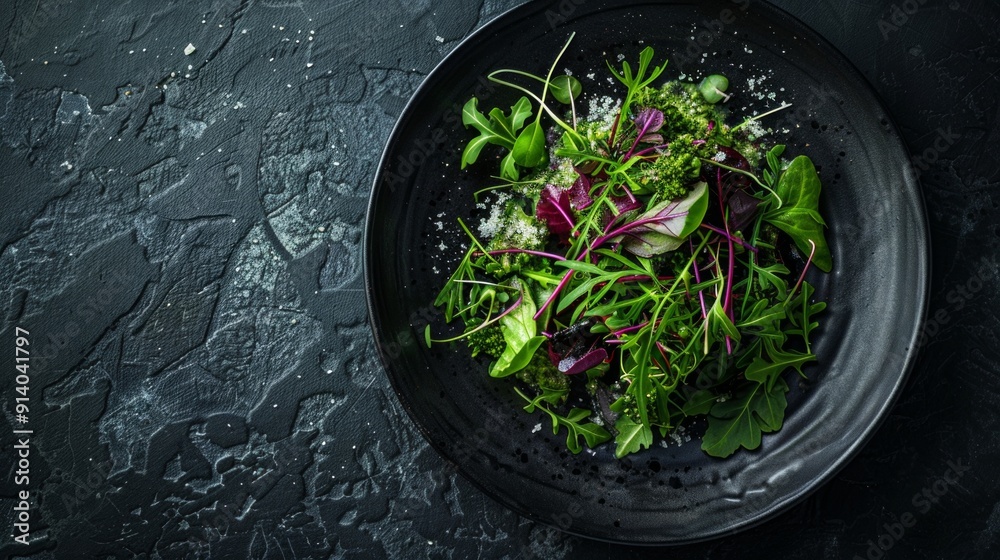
[635,133,703,200]
[636,82,721,140]
[516,352,569,401]
[465,320,505,358]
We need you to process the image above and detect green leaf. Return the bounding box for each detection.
[709,296,741,342]
[737,299,787,330]
[489,288,543,378]
[764,156,833,272]
[490,98,530,138]
[681,389,717,417]
[701,378,789,458]
[744,347,815,391]
[499,152,519,181]
[461,134,494,168]
[550,74,582,104]
[462,97,495,135]
[755,264,790,301]
[614,415,653,459]
[512,121,548,168]
[461,97,533,174]
[490,335,545,378]
[574,421,613,449]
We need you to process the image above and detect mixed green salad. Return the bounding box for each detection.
[425,35,832,459]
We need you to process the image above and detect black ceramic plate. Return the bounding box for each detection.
[365,0,928,545]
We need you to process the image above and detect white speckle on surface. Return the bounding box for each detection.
[183,43,196,56]
[531,423,542,434]
[435,35,445,43]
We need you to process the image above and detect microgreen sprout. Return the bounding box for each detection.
[429,43,832,459]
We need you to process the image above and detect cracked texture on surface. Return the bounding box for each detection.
[0,0,998,558]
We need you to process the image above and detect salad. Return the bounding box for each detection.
[425,35,832,459]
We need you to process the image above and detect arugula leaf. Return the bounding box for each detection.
[701,378,789,458]
[764,156,833,272]
[461,96,533,180]
[608,46,667,118]
[744,340,815,391]
[512,120,548,167]
[519,389,611,453]
[614,415,653,459]
[681,389,718,417]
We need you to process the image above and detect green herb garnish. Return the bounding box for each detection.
[427,36,832,459]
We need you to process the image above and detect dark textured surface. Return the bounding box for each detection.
[0,0,996,558]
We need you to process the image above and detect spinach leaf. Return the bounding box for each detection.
[764,156,833,272]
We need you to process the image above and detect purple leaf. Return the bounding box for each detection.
[536,185,575,238]
[558,347,608,375]
[633,108,664,134]
[568,172,593,210]
[606,182,709,257]
[714,146,752,191]
[545,320,609,375]
[639,133,664,145]
[727,189,761,231]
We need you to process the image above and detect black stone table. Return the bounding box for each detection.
[0,0,997,558]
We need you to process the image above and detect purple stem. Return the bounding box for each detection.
[608,110,623,150]
[632,143,670,158]
[624,120,654,160]
[593,213,689,249]
[534,269,575,321]
[791,240,818,298]
[689,239,709,322]
[610,322,650,337]
[699,224,759,254]
[552,201,578,235]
